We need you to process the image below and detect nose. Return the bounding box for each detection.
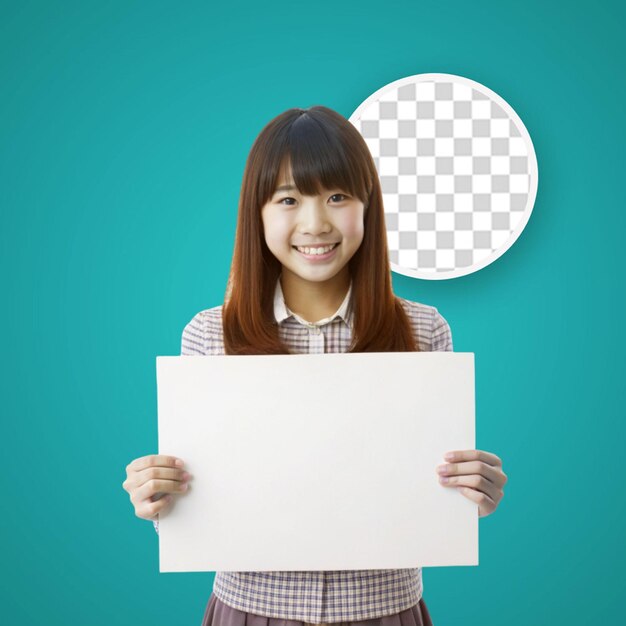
[298,198,332,235]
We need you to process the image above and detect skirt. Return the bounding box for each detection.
[201,592,434,626]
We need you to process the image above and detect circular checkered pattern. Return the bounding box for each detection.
[349,73,538,280]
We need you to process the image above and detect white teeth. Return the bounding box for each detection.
[296,243,337,255]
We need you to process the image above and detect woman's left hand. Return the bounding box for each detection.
[436,450,507,518]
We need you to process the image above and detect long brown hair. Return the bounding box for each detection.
[222,105,418,355]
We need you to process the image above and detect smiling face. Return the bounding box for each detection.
[261,160,365,289]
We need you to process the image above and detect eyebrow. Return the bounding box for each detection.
[273,184,296,193]
[273,182,347,196]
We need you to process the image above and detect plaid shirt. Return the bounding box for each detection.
[154,277,453,622]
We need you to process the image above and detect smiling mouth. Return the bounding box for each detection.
[291,243,341,260]
[291,243,340,251]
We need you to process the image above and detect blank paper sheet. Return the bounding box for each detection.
[156,351,477,572]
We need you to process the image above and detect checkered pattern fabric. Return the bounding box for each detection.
[154,277,453,622]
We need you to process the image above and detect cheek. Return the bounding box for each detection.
[262,217,291,249]
[338,214,365,243]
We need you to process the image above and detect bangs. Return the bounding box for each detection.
[256,109,373,205]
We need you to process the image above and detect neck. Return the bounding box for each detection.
[280,267,351,324]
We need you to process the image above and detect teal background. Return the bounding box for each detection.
[1,0,624,624]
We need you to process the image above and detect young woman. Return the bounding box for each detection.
[122,105,507,626]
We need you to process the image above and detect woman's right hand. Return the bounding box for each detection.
[122,454,192,521]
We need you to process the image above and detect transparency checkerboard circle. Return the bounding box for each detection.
[349,73,538,280]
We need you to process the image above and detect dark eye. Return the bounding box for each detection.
[330,194,348,203]
[279,197,296,206]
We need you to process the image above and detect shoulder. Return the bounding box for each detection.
[397,296,454,352]
[180,305,225,355]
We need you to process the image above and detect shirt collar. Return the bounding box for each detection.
[273,275,354,330]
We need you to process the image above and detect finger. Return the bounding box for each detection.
[438,460,505,488]
[127,455,184,474]
[456,485,497,517]
[124,467,190,493]
[444,449,502,467]
[134,466,191,489]
[132,478,190,504]
[137,494,174,521]
[439,473,503,504]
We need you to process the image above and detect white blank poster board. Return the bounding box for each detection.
[156,352,477,573]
